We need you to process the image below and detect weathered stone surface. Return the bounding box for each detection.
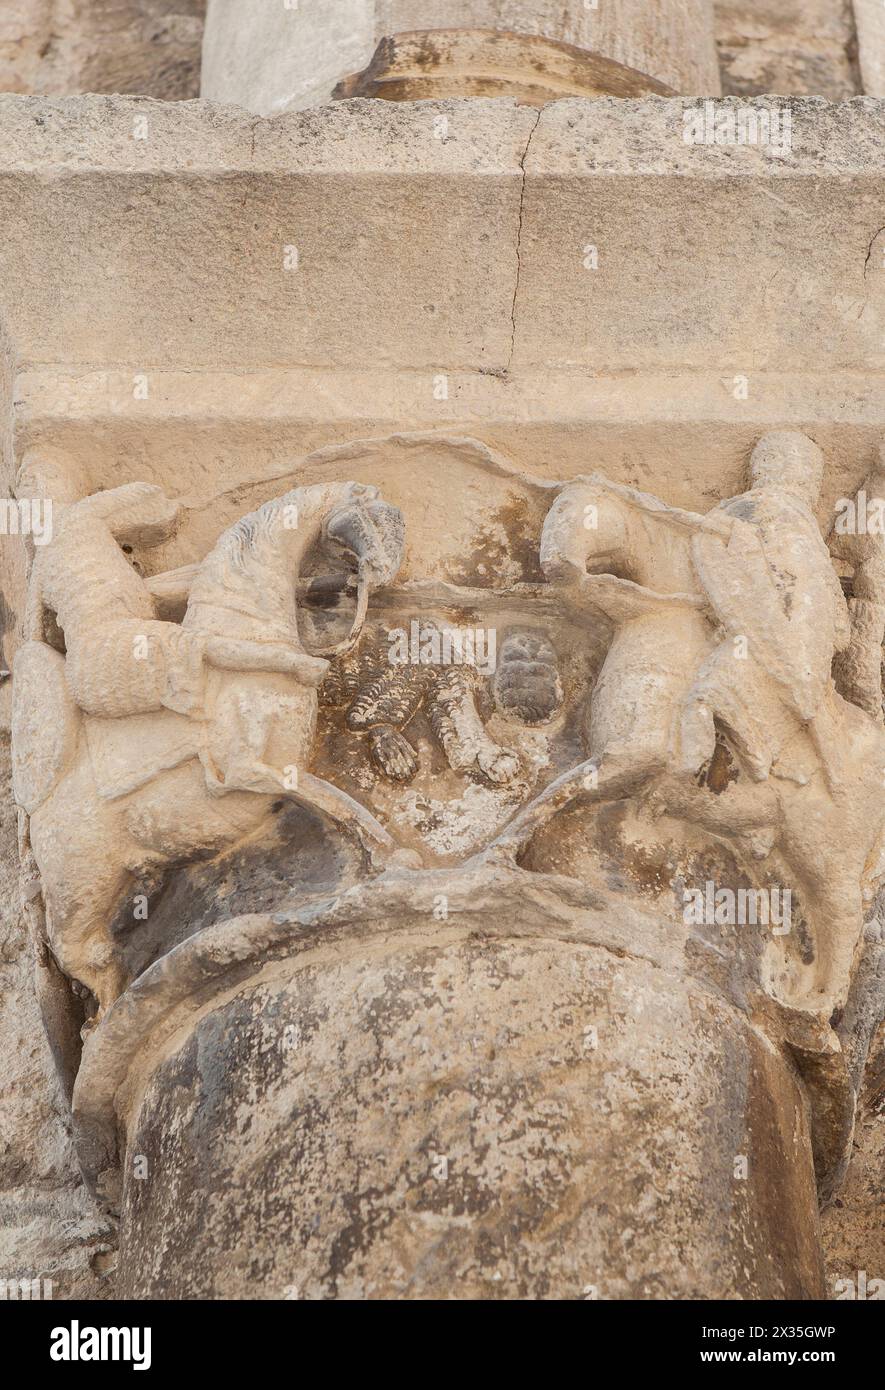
[0,1,207,101]
[715,0,861,100]
[332,30,676,106]
[372,1,722,95]
[201,0,721,113]
[2,93,881,378]
[0,95,883,523]
[0,736,115,1299]
[4,422,872,1298]
[0,316,20,710]
[821,1023,885,1294]
[0,95,536,375]
[114,900,825,1299]
[0,12,883,1301]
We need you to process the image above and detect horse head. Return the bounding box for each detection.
[316,482,405,655]
[540,478,631,587]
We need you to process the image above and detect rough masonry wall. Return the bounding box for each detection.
[715,0,862,100]
[0,1,207,100]
[0,736,115,1298]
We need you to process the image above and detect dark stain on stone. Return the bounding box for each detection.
[744,1046,826,1297]
[447,496,543,587]
[701,731,740,795]
[114,800,355,984]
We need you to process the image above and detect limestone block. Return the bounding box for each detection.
[0,95,536,375]
[1,95,883,510]
[0,94,881,383]
[512,97,885,377]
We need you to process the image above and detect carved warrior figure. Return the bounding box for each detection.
[13,480,405,1015]
[830,451,885,722]
[322,623,560,784]
[487,432,885,1027]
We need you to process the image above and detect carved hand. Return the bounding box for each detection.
[204,636,329,687]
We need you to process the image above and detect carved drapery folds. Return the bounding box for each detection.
[11,430,884,1293]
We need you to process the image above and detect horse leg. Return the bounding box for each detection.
[29,768,132,1015]
[648,771,780,853]
[779,844,867,1021]
[119,761,267,868]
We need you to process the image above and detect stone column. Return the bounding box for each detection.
[201,0,721,114]
[854,0,885,96]
[74,871,826,1300]
[8,5,882,1311]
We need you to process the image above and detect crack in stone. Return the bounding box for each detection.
[507,107,543,372]
[863,224,885,278]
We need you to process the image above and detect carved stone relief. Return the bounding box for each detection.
[10,429,885,1294]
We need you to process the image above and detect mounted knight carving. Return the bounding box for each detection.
[13,479,406,1016]
[488,432,885,1035]
[11,432,884,1071]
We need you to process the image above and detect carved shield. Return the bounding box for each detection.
[12,641,80,814]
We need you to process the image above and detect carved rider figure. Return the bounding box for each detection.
[14,478,406,1018]
[483,432,884,1033]
[679,431,852,787]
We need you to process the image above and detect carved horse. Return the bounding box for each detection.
[14,479,405,1015]
[486,472,885,1025]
